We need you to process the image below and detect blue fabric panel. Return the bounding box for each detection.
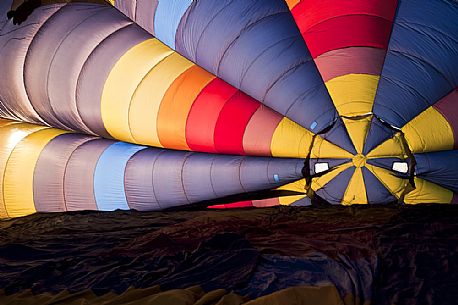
[175,0,336,132]
[367,158,405,172]
[315,166,355,205]
[373,0,458,128]
[152,150,191,208]
[240,158,303,192]
[94,142,146,211]
[290,197,312,206]
[363,117,397,155]
[154,0,193,49]
[320,117,357,155]
[415,151,458,192]
[361,167,397,204]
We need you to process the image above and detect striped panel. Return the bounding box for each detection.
[289,0,398,155]
[185,78,237,153]
[64,139,114,212]
[3,128,68,218]
[114,0,337,133]
[101,38,174,143]
[372,0,458,128]
[0,4,63,124]
[157,65,215,150]
[314,165,355,205]
[365,164,408,200]
[341,168,368,205]
[128,52,193,146]
[213,92,260,155]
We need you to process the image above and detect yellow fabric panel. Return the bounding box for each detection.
[271,118,313,158]
[341,167,368,205]
[271,118,353,159]
[342,116,372,154]
[367,133,408,159]
[0,122,48,218]
[276,179,307,205]
[365,164,407,199]
[157,65,215,150]
[404,178,453,204]
[108,0,115,4]
[3,128,68,218]
[326,74,380,117]
[311,162,353,191]
[101,38,173,143]
[129,52,194,147]
[311,137,354,159]
[401,107,454,153]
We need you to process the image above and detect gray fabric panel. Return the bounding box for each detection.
[152,150,191,208]
[115,0,136,20]
[24,4,106,130]
[124,148,162,211]
[34,133,94,212]
[64,138,114,211]
[240,158,303,192]
[182,153,217,203]
[76,23,148,138]
[210,156,245,198]
[0,4,63,124]
[134,0,158,35]
[48,6,131,134]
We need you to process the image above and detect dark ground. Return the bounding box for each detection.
[0,205,458,304]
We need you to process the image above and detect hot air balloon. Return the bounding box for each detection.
[0,0,456,218]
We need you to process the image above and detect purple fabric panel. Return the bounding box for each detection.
[76,23,148,138]
[64,138,114,211]
[48,6,132,134]
[0,4,64,124]
[115,0,136,20]
[134,0,159,35]
[240,158,303,192]
[34,133,94,212]
[434,89,458,149]
[124,148,162,211]
[314,47,386,82]
[181,153,217,203]
[24,4,107,130]
[210,156,245,198]
[152,151,191,209]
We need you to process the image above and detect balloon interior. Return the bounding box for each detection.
[0,0,457,218]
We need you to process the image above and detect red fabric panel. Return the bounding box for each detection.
[208,201,254,209]
[303,15,393,58]
[186,78,237,153]
[214,92,261,155]
[315,47,386,82]
[434,89,458,149]
[291,0,398,33]
[452,193,458,204]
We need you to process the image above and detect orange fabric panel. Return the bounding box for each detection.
[157,65,215,150]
